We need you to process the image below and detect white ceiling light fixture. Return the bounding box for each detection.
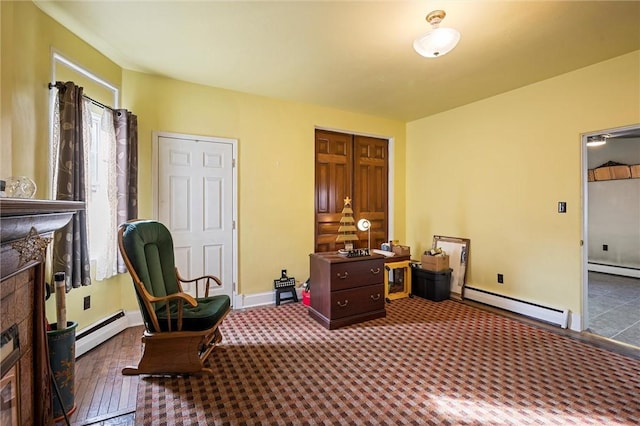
[586,135,608,147]
[413,10,461,58]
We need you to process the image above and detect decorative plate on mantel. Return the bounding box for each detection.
[5,176,37,198]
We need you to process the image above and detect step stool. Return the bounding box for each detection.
[274,276,298,306]
[275,286,298,306]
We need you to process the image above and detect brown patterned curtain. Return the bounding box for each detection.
[52,82,92,291]
[114,109,138,273]
[51,81,139,285]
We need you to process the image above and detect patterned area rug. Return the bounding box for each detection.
[136,298,640,425]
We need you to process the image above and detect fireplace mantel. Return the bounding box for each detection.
[1,199,85,272]
[0,198,84,425]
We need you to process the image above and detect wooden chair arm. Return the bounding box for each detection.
[146,291,198,307]
[175,268,223,298]
[136,281,197,332]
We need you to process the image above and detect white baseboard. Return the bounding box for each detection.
[465,287,571,330]
[588,263,640,279]
[569,311,582,331]
[233,288,303,310]
[75,311,129,358]
[74,310,144,358]
[126,310,144,327]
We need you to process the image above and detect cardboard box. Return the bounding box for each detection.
[392,244,410,256]
[594,165,631,181]
[421,254,450,272]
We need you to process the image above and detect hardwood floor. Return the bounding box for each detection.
[61,326,143,426]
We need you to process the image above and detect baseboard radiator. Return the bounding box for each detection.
[588,262,640,279]
[464,287,569,329]
[75,310,128,358]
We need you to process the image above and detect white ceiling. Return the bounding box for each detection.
[34,1,640,122]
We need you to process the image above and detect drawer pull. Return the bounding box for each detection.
[370,268,381,275]
[336,300,349,307]
[370,293,381,301]
[336,272,349,280]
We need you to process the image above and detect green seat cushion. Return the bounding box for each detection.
[156,295,231,332]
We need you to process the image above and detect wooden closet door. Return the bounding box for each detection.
[353,135,388,250]
[315,130,353,252]
[314,130,388,252]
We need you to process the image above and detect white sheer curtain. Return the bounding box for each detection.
[93,107,119,281]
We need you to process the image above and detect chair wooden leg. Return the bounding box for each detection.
[121,328,222,376]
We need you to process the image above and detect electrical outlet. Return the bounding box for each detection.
[603,244,608,251]
[558,202,567,213]
[83,295,90,310]
[497,273,504,284]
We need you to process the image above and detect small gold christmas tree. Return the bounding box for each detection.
[336,196,359,251]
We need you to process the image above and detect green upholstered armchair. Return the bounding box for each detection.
[118,219,231,375]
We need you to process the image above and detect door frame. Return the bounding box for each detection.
[580,123,640,332]
[314,126,396,243]
[152,131,239,305]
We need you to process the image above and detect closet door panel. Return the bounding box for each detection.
[315,130,353,252]
[354,135,388,250]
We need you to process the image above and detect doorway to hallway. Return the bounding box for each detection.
[583,124,640,347]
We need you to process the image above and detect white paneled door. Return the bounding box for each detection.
[156,133,236,302]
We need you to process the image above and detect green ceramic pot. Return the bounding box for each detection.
[47,321,78,420]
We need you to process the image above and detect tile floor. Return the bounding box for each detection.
[588,271,640,348]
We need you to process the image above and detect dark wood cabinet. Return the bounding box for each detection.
[309,252,385,329]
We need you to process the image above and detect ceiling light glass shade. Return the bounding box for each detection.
[586,136,607,147]
[413,27,460,58]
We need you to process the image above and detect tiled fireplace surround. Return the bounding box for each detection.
[0,199,83,426]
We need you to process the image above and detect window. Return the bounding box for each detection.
[50,53,121,281]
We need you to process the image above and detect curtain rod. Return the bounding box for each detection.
[48,81,117,113]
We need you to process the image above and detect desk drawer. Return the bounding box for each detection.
[329,258,384,291]
[330,284,384,319]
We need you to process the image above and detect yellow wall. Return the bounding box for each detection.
[406,51,640,318]
[2,2,406,321]
[2,1,125,330]
[122,71,406,300]
[0,1,13,178]
[6,0,639,331]
[2,1,121,191]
